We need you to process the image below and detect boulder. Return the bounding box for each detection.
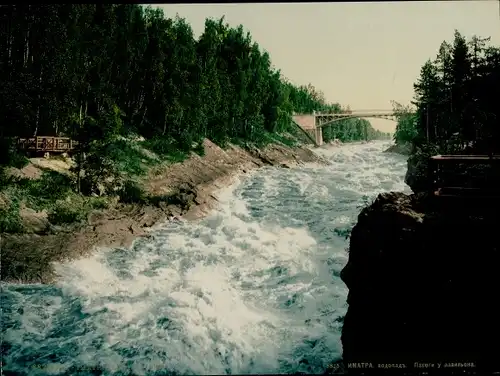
[171,183,197,211]
[404,145,438,193]
[341,191,500,369]
[383,142,412,156]
[19,207,49,234]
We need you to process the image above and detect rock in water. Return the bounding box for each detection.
[383,142,412,156]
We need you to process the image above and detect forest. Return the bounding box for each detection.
[0,4,389,170]
[0,4,391,232]
[392,30,500,154]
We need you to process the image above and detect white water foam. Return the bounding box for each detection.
[2,140,408,375]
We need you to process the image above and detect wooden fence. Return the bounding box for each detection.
[17,136,78,154]
[430,155,500,198]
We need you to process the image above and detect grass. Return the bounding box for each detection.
[0,165,113,231]
[47,193,110,226]
[0,137,157,232]
[0,131,302,233]
[18,170,73,211]
[141,136,190,164]
[0,169,74,232]
[104,138,159,176]
[263,132,299,147]
[231,131,300,149]
[0,171,112,231]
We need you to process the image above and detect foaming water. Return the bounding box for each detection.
[2,141,408,375]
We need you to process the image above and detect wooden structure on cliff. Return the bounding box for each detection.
[430,155,500,199]
[17,136,78,156]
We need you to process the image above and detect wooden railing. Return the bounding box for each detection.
[430,155,500,198]
[17,136,78,153]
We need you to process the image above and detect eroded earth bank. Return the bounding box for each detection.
[1,139,326,284]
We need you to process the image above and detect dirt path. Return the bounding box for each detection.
[1,139,328,284]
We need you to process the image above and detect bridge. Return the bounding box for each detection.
[292,110,397,146]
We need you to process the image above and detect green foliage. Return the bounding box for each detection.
[322,118,390,143]
[88,197,110,210]
[193,142,205,157]
[47,194,110,226]
[266,133,299,148]
[0,138,29,168]
[0,198,23,233]
[400,31,500,153]
[0,4,377,166]
[391,101,418,145]
[249,131,299,148]
[0,168,9,187]
[48,201,85,226]
[102,139,156,176]
[142,137,189,163]
[15,171,73,211]
[142,137,176,156]
[0,4,393,235]
[118,180,145,204]
[105,144,143,176]
[0,170,111,229]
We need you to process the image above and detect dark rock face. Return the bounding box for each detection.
[383,143,412,156]
[404,146,438,193]
[175,182,197,211]
[341,192,500,370]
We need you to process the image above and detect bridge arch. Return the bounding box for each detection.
[292,110,398,146]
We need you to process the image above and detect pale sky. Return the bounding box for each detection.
[156,1,500,133]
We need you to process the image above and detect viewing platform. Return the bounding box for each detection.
[430,154,500,200]
[17,136,78,155]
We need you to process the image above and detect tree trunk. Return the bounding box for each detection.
[162,117,168,136]
[139,106,148,128]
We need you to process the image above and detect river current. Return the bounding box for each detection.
[2,141,409,375]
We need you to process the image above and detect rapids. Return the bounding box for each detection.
[1,141,409,375]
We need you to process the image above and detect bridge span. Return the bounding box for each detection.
[292,110,397,146]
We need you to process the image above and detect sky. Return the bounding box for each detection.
[155,1,500,133]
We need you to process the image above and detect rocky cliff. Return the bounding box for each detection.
[404,144,439,193]
[341,192,500,371]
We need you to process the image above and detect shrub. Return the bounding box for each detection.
[143,136,188,163]
[88,196,109,209]
[0,138,29,169]
[118,180,145,204]
[47,194,87,225]
[0,199,23,233]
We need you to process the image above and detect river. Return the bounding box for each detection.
[2,141,409,375]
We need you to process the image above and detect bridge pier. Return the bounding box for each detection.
[291,114,320,146]
[290,114,324,146]
[312,111,323,146]
[315,126,323,146]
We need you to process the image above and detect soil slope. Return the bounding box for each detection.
[1,139,327,284]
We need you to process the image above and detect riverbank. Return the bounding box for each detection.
[1,139,328,284]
